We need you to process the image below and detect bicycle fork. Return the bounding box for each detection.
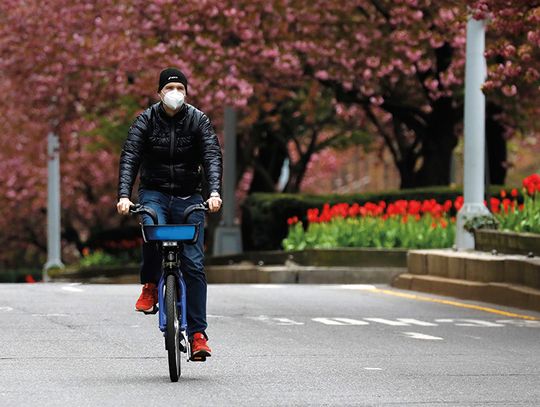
[158,268,191,361]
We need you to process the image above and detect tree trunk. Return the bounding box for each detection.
[486,103,507,185]
[248,131,288,193]
[405,97,459,188]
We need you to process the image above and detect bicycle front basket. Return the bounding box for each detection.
[141,224,199,243]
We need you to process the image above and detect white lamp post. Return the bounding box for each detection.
[455,16,491,249]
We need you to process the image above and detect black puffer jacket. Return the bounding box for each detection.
[118,102,222,200]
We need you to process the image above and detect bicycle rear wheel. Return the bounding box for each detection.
[165,273,181,382]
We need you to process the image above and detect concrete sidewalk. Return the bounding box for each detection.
[50,248,408,285]
[50,262,406,285]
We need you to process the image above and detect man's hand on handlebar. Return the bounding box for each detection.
[117,197,134,215]
[206,192,222,213]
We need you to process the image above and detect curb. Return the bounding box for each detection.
[51,264,406,285]
[49,263,406,285]
[407,249,540,289]
[207,264,406,284]
[48,248,408,284]
[393,273,540,313]
[396,248,540,313]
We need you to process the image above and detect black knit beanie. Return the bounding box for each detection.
[158,68,188,93]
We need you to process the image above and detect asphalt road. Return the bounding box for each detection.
[1,283,539,406]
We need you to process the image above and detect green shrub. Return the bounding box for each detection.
[79,250,130,268]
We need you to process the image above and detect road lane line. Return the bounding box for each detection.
[363,367,383,371]
[0,307,13,312]
[364,318,410,326]
[368,288,539,321]
[402,332,444,340]
[454,319,505,327]
[332,318,370,325]
[496,319,540,328]
[312,318,346,325]
[273,318,304,325]
[396,318,438,326]
[61,285,84,292]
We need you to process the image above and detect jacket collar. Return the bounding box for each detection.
[157,102,187,122]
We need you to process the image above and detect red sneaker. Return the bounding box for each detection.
[191,332,212,360]
[135,283,158,313]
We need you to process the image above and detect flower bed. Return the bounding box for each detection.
[283,174,540,251]
[490,175,540,234]
[283,199,458,250]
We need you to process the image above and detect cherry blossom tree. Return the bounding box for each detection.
[0,0,145,265]
[1,0,537,266]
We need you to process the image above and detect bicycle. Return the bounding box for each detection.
[129,201,209,382]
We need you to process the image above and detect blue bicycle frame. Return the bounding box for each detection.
[141,223,200,335]
[157,268,187,333]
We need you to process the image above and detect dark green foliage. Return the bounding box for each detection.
[464,215,499,233]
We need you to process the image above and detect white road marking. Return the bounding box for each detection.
[454,319,505,327]
[249,316,539,328]
[0,306,13,312]
[249,285,285,288]
[61,285,84,292]
[247,315,303,325]
[31,313,68,317]
[402,332,444,340]
[332,318,370,325]
[364,318,410,326]
[312,318,347,325]
[363,367,383,371]
[436,318,505,327]
[436,319,504,327]
[496,319,540,328]
[396,318,438,326]
[247,315,271,322]
[273,318,304,326]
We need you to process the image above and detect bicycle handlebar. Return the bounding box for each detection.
[129,202,209,225]
[182,202,209,223]
[129,204,159,225]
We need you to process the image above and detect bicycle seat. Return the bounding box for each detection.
[141,224,199,243]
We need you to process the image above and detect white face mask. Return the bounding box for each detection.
[162,89,185,110]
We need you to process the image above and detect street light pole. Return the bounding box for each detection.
[43,131,64,280]
[455,16,490,249]
[213,106,243,255]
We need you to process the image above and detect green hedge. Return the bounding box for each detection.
[0,268,42,283]
[241,185,511,251]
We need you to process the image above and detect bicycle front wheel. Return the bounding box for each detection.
[165,273,181,382]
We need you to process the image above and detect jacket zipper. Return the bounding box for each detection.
[169,123,175,193]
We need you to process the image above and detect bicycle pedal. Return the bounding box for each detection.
[190,356,206,362]
[139,305,159,315]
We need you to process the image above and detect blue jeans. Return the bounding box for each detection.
[138,188,207,338]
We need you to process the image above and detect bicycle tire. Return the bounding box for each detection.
[165,273,181,382]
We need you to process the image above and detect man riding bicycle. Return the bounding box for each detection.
[116,67,223,359]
